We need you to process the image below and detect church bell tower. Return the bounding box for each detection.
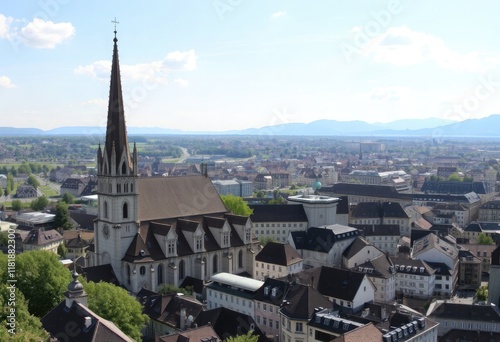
[94,26,139,285]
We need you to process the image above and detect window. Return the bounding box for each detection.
[126,264,131,284]
[213,254,218,274]
[168,240,175,255]
[122,202,128,219]
[256,316,260,324]
[195,236,202,251]
[263,304,267,311]
[296,322,303,332]
[269,319,273,328]
[238,250,243,268]
[179,260,185,279]
[222,232,229,246]
[157,265,163,286]
[263,317,267,325]
[140,266,146,276]
[103,201,108,219]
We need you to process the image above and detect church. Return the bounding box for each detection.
[87,30,258,294]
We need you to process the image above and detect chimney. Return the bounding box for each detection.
[84,316,92,329]
[180,308,187,330]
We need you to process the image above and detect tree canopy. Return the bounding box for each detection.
[26,175,40,189]
[158,283,193,296]
[84,281,149,341]
[226,331,259,342]
[0,285,49,341]
[53,201,73,230]
[476,285,488,301]
[220,194,253,216]
[30,195,49,211]
[61,192,75,204]
[478,232,495,245]
[11,199,22,211]
[0,251,72,318]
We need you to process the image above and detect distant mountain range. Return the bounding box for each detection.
[2,115,500,137]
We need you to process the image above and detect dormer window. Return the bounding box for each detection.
[245,229,251,243]
[195,235,203,252]
[167,239,176,256]
[222,231,229,247]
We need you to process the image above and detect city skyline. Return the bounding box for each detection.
[2,1,500,131]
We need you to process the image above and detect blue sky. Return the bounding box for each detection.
[2,0,500,131]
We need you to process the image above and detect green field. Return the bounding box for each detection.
[39,185,59,198]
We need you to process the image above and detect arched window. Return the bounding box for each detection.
[140,266,146,276]
[121,162,127,175]
[213,254,218,274]
[157,264,163,286]
[126,264,131,285]
[123,202,128,219]
[238,250,243,268]
[103,201,108,219]
[131,183,134,192]
[203,257,207,278]
[178,260,185,280]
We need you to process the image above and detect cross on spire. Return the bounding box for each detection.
[111,17,119,39]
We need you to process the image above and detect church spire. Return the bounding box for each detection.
[103,23,133,174]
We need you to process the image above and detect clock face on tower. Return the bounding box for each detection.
[103,225,109,239]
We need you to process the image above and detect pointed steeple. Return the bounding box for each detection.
[104,28,132,174]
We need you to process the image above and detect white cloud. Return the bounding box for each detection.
[173,78,189,87]
[0,14,13,38]
[75,49,197,84]
[0,76,17,88]
[366,26,500,72]
[271,11,286,18]
[19,18,75,48]
[164,49,197,71]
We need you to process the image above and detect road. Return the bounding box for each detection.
[176,146,190,164]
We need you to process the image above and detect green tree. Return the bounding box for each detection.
[26,174,40,189]
[54,201,73,230]
[255,190,266,198]
[84,281,149,341]
[57,243,67,258]
[0,232,8,246]
[61,192,75,204]
[158,283,193,296]
[0,251,72,317]
[447,173,462,182]
[0,285,49,341]
[259,236,278,246]
[30,195,49,211]
[476,285,488,301]
[463,176,474,182]
[268,196,285,204]
[226,331,259,342]
[11,199,22,211]
[220,194,253,216]
[478,232,495,245]
[290,183,297,190]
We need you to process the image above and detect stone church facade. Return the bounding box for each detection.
[87,31,258,294]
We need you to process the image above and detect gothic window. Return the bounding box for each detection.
[203,257,207,277]
[179,260,185,280]
[222,232,229,247]
[157,264,163,286]
[108,183,112,193]
[168,239,175,255]
[124,183,129,192]
[123,202,128,219]
[103,201,108,219]
[126,264,131,285]
[195,236,202,251]
[213,254,218,274]
[131,183,134,192]
[121,162,127,175]
[140,266,146,276]
[245,229,251,242]
[238,250,243,268]
[117,183,121,193]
